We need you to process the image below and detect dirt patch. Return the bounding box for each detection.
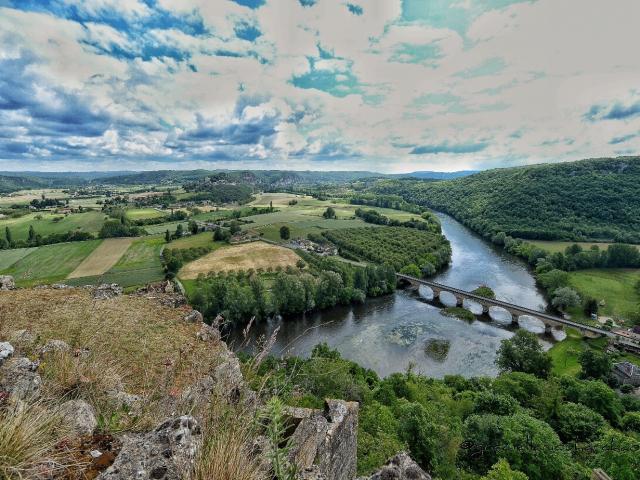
[67,238,134,279]
[179,241,300,278]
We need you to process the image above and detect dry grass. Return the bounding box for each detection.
[67,238,134,279]
[0,288,224,402]
[191,402,268,480]
[0,400,72,479]
[179,241,300,279]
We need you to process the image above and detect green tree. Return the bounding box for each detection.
[188,220,199,235]
[229,221,241,235]
[5,226,12,246]
[536,269,569,292]
[553,402,606,443]
[175,223,184,238]
[165,229,171,243]
[588,430,640,480]
[621,411,640,433]
[323,206,336,219]
[396,402,438,471]
[578,349,612,381]
[551,287,580,310]
[280,225,290,240]
[472,391,519,416]
[28,225,36,243]
[481,460,528,480]
[399,263,421,278]
[496,330,552,378]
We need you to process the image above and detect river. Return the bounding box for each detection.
[230,213,554,378]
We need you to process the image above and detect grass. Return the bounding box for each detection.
[0,247,37,270]
[110,236,164,272]
[0,240,102,286]
[67,237,134,278]
[527,240,626,254]
[143,221,189,235]
[179,241,301,279]
[442,307,476,322]
[170,232,216,249]
[0,210,106,241]
[126,208,165,220]
[566,269,640,323]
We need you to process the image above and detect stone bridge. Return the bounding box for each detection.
[396,273,615,338]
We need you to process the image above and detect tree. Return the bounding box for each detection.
[472,391,519,416]
[553,402,606,443]
[481,460,528,480]
[621,411,640,433]
[588,430,640,480]
[551,287,580,310]
[462,413,571,480]
[578,349,612,381]
[399,263,421,278]
[280,225,290,240]
[229,221,241,235]
[165,229,171,243]
[536,269,569,292]
[323,207,336,219]
[28,225,36,244]
[188,220,199,235]
[396,402,438,471]
[421,262,436,277]
[496,330,552,378]
[5,226,12,246]
[583,297,599,316]
[175,223,184,238]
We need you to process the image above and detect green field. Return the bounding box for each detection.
[143,221,189,235]
[527,239,633,254]
[0,247,37,270]
[0,240,102,286]
[169,232,215,249]
[565,269,640,323]
[0,211,106,241]
[126,208,165,220]
[65,236,165,288]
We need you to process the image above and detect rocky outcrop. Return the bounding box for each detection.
[196,322,220,342]
[288,399,359,480]
[0,341,14,363]
[183,309,203,323]
[135,281,186,308]
[97,415,202,480]
[60,399,98,436]
[358,452,431,480]
[93,284,123,300]
[0,275,15,290]
[8,329,36,347]
[40,339,71,356]
[0,356,41,400]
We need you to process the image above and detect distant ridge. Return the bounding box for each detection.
[404,170,478,180]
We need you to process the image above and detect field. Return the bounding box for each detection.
[528,240,621,254]
[143,220,189,235]
[0,240,102,286]
[179,241,301,278]
[169,231,215,249]
[0,210,106,241]
[0,188,68,205]
[65,236,165,287]
[126,207,165,220]
[67,237,134,278]
[0,247,37,270]
[566,268,640,323]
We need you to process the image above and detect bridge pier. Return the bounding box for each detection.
[544,324,553,336]
[510,314,518,326]
[455,296,464,307]
[481,304,490,315]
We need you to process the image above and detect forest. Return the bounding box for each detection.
[370,157,640,243]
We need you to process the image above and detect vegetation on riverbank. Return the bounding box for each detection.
[246,330,640,479]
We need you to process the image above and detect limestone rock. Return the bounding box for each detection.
[196,322,220,342]
[93,284,123,300]
[288,399,358,480]
[183,309,203,323]
[107,390,143,415]
[97,415,202,480]
[40,339,71,356]
[0,357,41,400]
[359,452,431,480]
[60,399,98,436]
[0,275,15,290]
[8,329,36,347]
[0,342,14,364]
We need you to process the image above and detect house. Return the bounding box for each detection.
[611,361,640,386]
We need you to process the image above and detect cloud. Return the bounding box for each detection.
[409,141,488,155]
[584,101,640,122]
[609,133,638,145]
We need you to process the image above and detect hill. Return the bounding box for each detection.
[0,175,48,194]
[404,170,478,179]
[370,156,640,242]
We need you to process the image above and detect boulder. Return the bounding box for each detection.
[288,399,359,480]
[40,339,71,356]
[196,322,220,342]
[59,399,98,436]
[0,275,15,290]
[93,284,123,300]
[0,342,14,364]
[358,452,431,480]
[0,357,41,400]
[8,329,36,346]
[183,310,203,323]
[97,415,202,480]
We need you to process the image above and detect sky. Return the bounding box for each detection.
[0,0,639,173]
